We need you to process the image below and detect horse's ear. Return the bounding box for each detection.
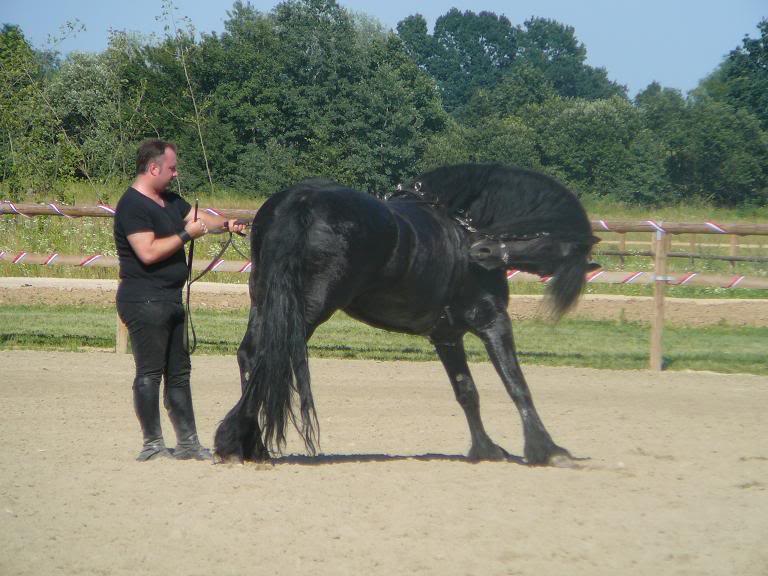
[586,261,601,272]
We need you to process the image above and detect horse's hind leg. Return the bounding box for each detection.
[474,308,573,466]
[234,304,269,461]
[431,334,509,461]
[237,306,260,394]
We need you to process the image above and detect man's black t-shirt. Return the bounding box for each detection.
[114,187,192,302]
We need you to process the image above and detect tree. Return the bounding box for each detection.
[670,100,768,205]
[460,61,556,123]
[524,96,670,203]
[194,0,446,194]
[0,25,73,198]
[637,80,768,205]
[398,11,625,116]
[517,17,625,100]
[398,9,518,113]
[703,19,768,130]
[45,34,149,185]
[419,115,538,172]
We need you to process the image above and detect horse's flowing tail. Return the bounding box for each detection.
[214,200,318,460]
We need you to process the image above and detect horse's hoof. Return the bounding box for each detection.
[468,443,509,462]
[525,443,580,467]
[547,452,581,468]
[213,452,243,465]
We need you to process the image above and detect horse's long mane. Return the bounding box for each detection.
[411,164,592,242]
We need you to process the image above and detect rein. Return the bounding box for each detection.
[183,201,199,354]
[183,211,250,354]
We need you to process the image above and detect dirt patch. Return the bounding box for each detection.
[1,351,766,575]
[2,277,768,326]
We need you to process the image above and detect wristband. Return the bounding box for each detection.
[178,229,192,244]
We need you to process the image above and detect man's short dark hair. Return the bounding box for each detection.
[136,139,177,175]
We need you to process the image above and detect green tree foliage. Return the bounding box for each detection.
[397,11,624,115]
[398,9,518,113]
[0,25,73,199]
[420,115,538,171]
[46,35,149,185]
[524,96,669,203]
[637,82,768,205]
[517,18,625,101]
[1,5,767,207]
[701,19,768,130]
[460,61,557,123]
[189,0,446,194]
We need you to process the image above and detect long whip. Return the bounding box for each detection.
[183,200,199,354]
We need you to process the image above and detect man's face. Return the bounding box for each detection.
[149,148,178,192]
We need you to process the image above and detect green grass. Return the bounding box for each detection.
[1,304,765,375]
[579,192,768,222]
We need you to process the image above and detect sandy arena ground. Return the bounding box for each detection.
[1,350,766,575]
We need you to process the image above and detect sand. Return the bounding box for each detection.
[1,350,766,575]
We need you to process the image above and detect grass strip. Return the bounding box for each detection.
[0,305,765,375]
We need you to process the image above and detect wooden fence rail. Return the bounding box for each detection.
[597,249,768,264]
[3,251,767,289]
[2,201,768,236]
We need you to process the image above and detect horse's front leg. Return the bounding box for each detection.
[474,308,574,466]
[431,333,509,461]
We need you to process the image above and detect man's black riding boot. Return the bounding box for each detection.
[133,375,173,461]
[165,384,212,461]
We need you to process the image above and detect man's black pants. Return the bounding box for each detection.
[117,300,191,388]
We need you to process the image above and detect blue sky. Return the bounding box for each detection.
[2,0,766,96]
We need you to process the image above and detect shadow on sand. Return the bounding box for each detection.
[269,452,527,466]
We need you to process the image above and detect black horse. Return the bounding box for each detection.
[214,164,598,465]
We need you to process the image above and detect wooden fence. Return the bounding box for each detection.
[2,201,767,369]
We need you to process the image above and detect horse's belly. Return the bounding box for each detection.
[345,294,442,335]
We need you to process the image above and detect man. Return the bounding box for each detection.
[114,139,246,461]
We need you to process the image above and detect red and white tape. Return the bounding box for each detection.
[1,201,31,218]
[79,254,102,267]
[724,275,745,288]
[47,203,74,219]
[704,222,728,234]
[97,202,116,215]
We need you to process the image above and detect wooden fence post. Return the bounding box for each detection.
[650,231,670,371]
[730,235,739,271]
[618,233,626,268]
[116,314,129,354]
[689,234,696,267]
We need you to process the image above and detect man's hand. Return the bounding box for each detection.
[185,219,208,239]
[221,219,248,236]
[224,219,247,235]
